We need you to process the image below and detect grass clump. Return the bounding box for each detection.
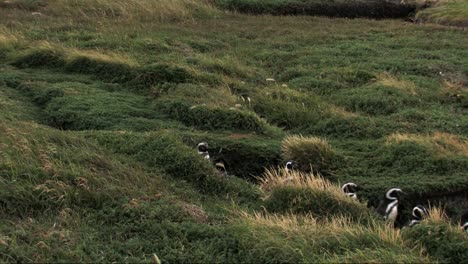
[252,87,383,138]
[15,81,68,108]
[281,134,336,174]
[10,45,194,88]
[230,211,427,262]
[158,99,271,133]
[259,169,372,222]
[45,93,167,131]
[12,44,66,69]
[132,63,193,88]
[387,132,468,157]
[402,207,468,263]
[336,85,419,115]
[416,0,468,27]
[0,29,21,60]
[380,132,468,176]
[64,52,136,83]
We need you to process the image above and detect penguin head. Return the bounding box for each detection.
[197,142,209,153]
[385,188,403,201]
[285,161,295,172]
[341,182,358,195]
[215,159,227,175]
[412,205,429,220]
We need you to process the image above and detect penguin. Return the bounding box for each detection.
[408,205,429,227]
[197,142,210,161]
[285,161,295,173]
[341,182,358,200]
[215,160,227,176]
[376,188,403,225]
[461,211,468,232]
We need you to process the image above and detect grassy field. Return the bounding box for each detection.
[0,0,467,262]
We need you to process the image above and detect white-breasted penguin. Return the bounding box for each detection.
[341,182,358,200]
[408,205,429,227]
[197,142,210,161]
[461,211,468,232]
[376,188,403,224]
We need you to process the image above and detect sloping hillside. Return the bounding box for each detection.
[0,0,467,262]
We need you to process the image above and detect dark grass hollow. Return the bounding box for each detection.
[12,48,66,69]
[181,134,282,180]
[215,0,417,19]
[64,56,136,83]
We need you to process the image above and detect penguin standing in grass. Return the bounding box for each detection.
[376,188,403,225]
[461,211,468,232]
[408,205,429,227]
[341,183,359,200]
[197,142,210,161]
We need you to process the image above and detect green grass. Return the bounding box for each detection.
[0,0,467,262]
[416,0,468,27]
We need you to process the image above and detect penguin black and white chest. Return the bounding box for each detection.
[461,211,468,232]
[197,142,210,161]
[408,205,428,227]
[376,188,402,223]
[341,182,358,200]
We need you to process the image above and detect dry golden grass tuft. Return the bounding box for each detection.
[425,206,448,222]
[327,104,359,118]
[376,72,419,95]
[237,210,405,245]
[40,0,220,22]
[68,48,139,67]
[386,132,468,156]
[259,168,337,194]
[0,29,19,44]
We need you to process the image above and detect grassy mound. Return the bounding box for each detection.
[230,212,428,263]
[0,121,166,216]
[380,133,468,176]
[416,0,468,27]
[260,169,373,222]
[11,44,194,88]
[281,135,337,174]
[12,44,66,69]
[158,99,271,134]
[402,208,468,263]
[215,0,418,18]
[252,84,385,139]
